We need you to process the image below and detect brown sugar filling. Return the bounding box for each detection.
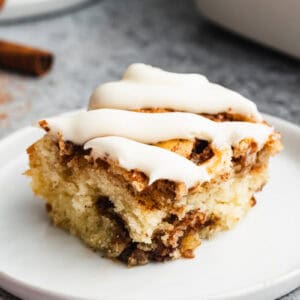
[118,209,208,266]
[190,139,214,165]
[201,112,252,122]
[95,195,211,266]
[135,109,251,122]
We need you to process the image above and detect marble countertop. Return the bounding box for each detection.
[0,0,299,299]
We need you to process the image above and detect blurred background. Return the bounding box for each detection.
[0,0,299,299]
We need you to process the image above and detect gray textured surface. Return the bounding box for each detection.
[0,0,299,299]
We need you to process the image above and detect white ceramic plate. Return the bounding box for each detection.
[0,0,90,21]
[0,114,299,300]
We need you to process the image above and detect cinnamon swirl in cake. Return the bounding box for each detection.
[26,64,282,266]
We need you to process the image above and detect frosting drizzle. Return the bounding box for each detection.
[40,64,273,188]
[85,136,211,188]
[44,109,272,149]
[89,63,262,122]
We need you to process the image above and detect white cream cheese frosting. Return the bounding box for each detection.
[40,64,274,188]
[89,63,262,122]
[123,63,209,86]
[44,109,272,149]
[85,136,211,188]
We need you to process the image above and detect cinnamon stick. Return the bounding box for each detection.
[0,40,54,76]
[0,0,5,9]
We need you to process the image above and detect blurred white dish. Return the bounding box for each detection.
[0,0,90,21]
[0,114,299,300]
[195,0,300,59]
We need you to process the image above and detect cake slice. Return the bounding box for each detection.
[26,64,282,266]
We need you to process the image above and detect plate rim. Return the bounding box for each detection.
[0,112,299,300]
[0,0,91,22]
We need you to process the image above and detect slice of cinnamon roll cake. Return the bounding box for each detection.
[26,64,282,266]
